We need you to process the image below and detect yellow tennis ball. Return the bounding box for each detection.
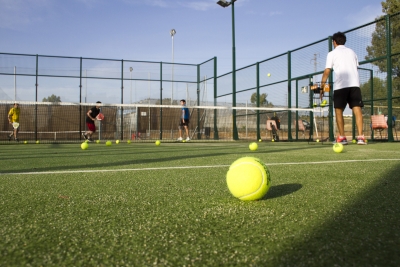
[352,139,356,144]
[271,139,275,142]
[24,141,27,144]
[226,157,271,201]
[316,139,320,143]
[127,140,131,144]
[155,140,161,146]
[267,73,271,77]
[333,143,343,153]
[258,139,262,142]
[249,142,258,151]
[106,141,112,146]
[116,140,120,144]
[81,142,89,150]
[36,140,40,144]
[96,140,100,144]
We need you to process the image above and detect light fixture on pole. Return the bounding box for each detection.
[216,0,238,140]
[129,67,133,104]
[170,29,176,105]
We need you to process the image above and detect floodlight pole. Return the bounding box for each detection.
[170,29,176,105]
[217,0,238,140]
[129,67,133,104]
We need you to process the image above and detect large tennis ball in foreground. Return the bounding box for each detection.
[106,140,112,146]
[81,142,89,150]
[249,142,258,151]
[226,157,271,201]
[333,143,343,153]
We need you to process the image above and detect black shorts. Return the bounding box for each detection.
[333,87,364,109]
[179,119,189,127]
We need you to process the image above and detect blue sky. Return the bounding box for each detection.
[0,0,384,76]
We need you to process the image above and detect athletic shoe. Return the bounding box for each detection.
[15,138,19,142]
[177,137,183,141]
[186,137,190,141]
[88,138,94,142]
[82,133,88,140]
[334,136,348,145]
[8,134,12,141]
[357,135,367,145]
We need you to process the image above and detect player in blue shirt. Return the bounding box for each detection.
[177,99,190,141]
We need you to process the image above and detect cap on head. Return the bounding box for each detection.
[96,101,102,104]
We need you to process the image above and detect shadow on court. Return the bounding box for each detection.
[0,143,326,174]
[264,183,302,200]
[270,162,400,267]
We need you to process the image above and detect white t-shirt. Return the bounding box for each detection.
[325,45,360,90]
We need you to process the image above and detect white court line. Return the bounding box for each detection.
[1,158,399,176]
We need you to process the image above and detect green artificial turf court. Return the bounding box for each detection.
[0,141,400,266]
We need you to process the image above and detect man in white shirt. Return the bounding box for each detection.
[321,32,366,145]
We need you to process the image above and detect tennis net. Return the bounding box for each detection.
[0,101,322,142]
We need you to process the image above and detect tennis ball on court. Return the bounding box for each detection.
[333,143,344,153]
[258,139,262,142]
[226,157,271,201]
[313,103,317,107]
[106,140,112,146]
[81,142,88,150]
[352,139,356,144]
[96,140,100,144]
[271,139,275,142]
[155,140,161,146]
[127,140,131,144]
[365,139,368,143]
[116,140,120,144]
[24,141,27,144]
[36,140,40,144]
[249,142,258,151]
[316,139,320,143]
[183,140,186,143]
[267,73,271,77]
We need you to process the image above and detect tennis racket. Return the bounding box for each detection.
[12,122,20,129]
[96,113,105,120]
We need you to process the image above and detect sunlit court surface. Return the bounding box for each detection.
[1,141,399,266]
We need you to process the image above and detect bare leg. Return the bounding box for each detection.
[335,108,345,136]
[184,126,189,138]
[352,106,364,136]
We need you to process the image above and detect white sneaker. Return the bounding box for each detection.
[186,137,190,141]
[177,137,183,141]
